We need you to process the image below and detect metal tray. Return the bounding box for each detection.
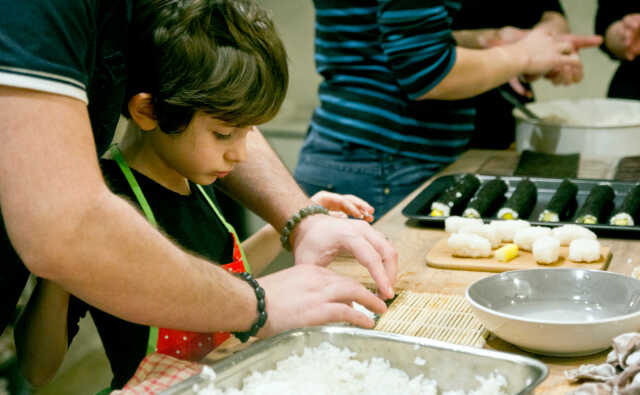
[161,326,547,395]
[402,173,640,238]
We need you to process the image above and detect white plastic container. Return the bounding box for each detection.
[514,98,640,158]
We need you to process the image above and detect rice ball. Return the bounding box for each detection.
[569,239,601,263]
[448,233,492,258]
[513,226,552,251]
[459,223,501,248]
[532,236,560,265]
[490,219,530,243]
[444,216,483,233]
[551,224,597,246]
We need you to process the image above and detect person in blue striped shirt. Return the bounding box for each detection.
[294,0,591,219]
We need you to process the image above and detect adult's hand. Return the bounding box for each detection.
[621,14,640,61]
[515,28,581,77]
[290,214,397,300]
[310,191,375,222]
[256,264,387,338]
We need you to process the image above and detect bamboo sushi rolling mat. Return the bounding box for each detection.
[374,290,489,348]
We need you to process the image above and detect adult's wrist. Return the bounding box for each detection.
[280,204,329,251]
[232,272,267,343]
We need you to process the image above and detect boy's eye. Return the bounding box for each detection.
[214,132,232,140]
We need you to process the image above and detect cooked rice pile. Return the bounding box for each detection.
[193,342,508,395]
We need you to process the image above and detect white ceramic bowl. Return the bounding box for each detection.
[514,98,640,158]
[466,268,640,357]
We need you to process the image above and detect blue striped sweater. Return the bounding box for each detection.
[311,0,474,164]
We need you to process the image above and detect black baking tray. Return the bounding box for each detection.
[402,173,640,238]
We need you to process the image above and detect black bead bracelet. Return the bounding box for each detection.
[280,204,329,251]
[233,272,268,343]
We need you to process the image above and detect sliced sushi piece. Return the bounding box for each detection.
[551,224,597,246]
[568,239,601,263]
[447,233,492,258]
[459,223,501,248]
[430,174,481,217]
[462,178,508,219]
[490,219,530,243]
[444,216,483,233]
[539,179,578,222]
[513,226,551,251]
[610,184,640,226]
[494,243,518,262]
[533,236,560,265]
[575,184,615,224]
[497,179,537,220]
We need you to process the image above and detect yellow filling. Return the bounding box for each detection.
[495,243,519,262]
[502,212,513,220]
[614,218,629,226]
[431,209,444,217]
[541,212,557,222]
[582,217,597,224]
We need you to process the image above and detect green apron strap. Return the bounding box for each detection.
[195,185,251,274]
[110,145,158,228]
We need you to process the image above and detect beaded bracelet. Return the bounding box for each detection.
[232,272,268,343]
[280,204,329,251]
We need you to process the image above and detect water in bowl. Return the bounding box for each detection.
[499,300,609,322]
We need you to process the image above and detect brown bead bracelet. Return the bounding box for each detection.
[232,272,267,343]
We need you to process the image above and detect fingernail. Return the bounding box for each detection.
[387,286,394,297]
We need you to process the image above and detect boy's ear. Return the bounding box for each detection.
[128,93,158,131]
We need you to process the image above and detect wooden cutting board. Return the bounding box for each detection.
[426,237,611,273]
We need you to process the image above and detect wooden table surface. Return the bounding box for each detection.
[328,149,640,394]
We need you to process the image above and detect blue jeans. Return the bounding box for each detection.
[294,130,442,220]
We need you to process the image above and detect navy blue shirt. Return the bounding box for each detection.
[0,0,131,334]
[311,0,474,164]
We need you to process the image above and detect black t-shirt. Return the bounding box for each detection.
[451,1,565,149]
[595,1,640,100]
[67,159,234,389]
[0,0,132,334]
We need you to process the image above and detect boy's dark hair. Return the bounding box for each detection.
[126,0,289,132]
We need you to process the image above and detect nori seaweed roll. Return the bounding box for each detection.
[430,174,481,217]
[462,178,508,218]
[497,179,537,220]
[539,179,578,222]
[575,184,615,224]
[610,184,640,226]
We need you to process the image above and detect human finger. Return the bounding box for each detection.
[341,232,393,299]
[558,34,602,51]
[305,302,376,329]
[508,77,532,98]
[360,225,398,292]
[322,279,387,314]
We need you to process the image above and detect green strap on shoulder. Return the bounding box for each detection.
[109,145,250,355]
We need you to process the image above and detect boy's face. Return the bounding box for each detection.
[150,110,251,186]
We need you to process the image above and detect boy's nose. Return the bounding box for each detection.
[226,138,248,163]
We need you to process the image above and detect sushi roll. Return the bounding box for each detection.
[551,224,597,246]
[539,179,578,222]
[459,223,501,248]
[462,178,508,219]
[568,239,601,263]
[489,219,530,243]
[497,179,537,220]
[533,236,560,265]
[444,216,483,233]
[430,174,481,217]
[513,226,551,251]
[575,184,615,224]
[447,233,492,258]
[610,184,640,226]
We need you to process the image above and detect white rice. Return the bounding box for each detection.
[490,219,530,243]
[551,224,597,246]
[513,226,552,251]
[445,216,483,233]
[194,342,508,395]
[431,201,451,217]
[532,236,560,265]
[568,239,601,263]
[459,223,501,248]
[448,233,492,258]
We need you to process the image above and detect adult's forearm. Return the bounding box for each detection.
[217,128,312,232]
[420,45,528,100]
[0,88,257,333]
